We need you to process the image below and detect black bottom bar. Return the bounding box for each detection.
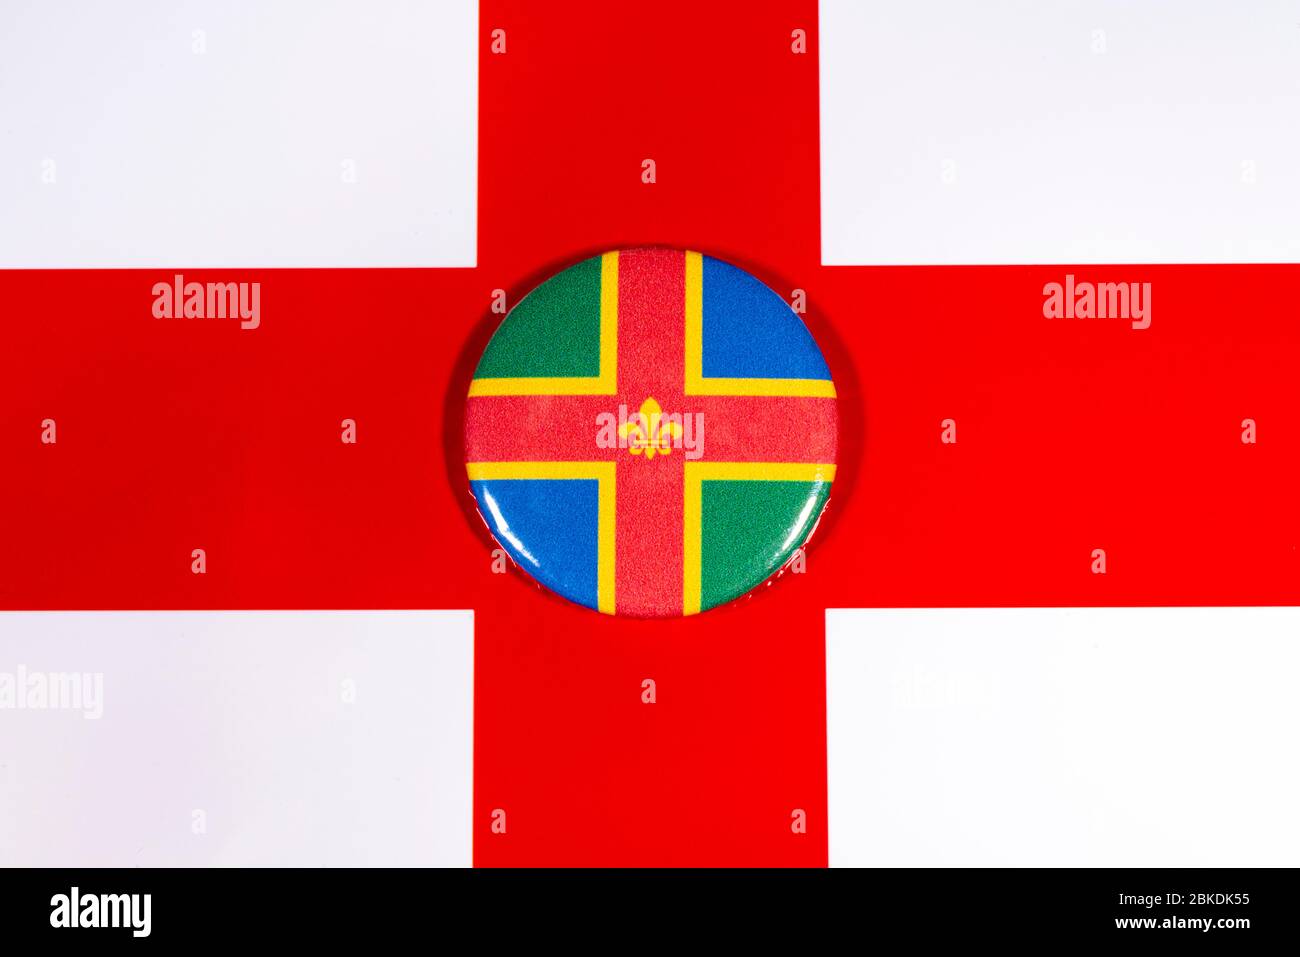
[0,867,1288,945]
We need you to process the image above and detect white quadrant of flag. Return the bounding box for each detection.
[0,611,473,866]
[0,0,477,268]
[820,0,1300,264]
[827,607,1300,867]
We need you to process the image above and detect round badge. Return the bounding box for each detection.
[464,248,838,617]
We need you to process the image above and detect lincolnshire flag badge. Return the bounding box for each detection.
[464,248,839,617]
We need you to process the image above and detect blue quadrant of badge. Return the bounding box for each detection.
[470,478,599,608]
[700,255,833,381]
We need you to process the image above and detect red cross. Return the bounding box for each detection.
[461,0,846,866]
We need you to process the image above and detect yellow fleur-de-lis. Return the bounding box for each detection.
[619,396,683,459]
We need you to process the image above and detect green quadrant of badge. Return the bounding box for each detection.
[473,256,601,379]
[700,478,831,611]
